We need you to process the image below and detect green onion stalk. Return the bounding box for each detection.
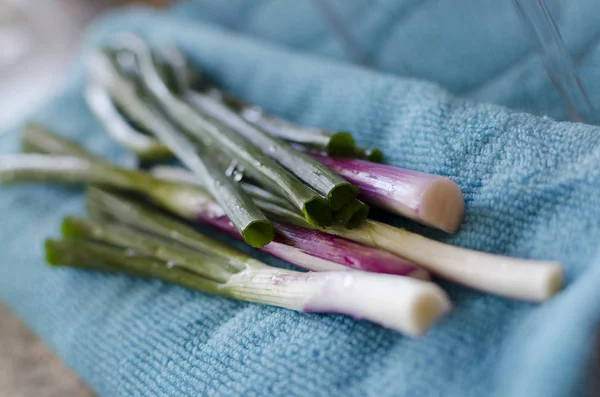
[155,50,380,162]
[90,43,460,233]
[48,216,450,337]
[86,186,428,279]
[152,167,564,302]
[151,165,368,229]
[307,152,465,234]
[182,86,359,211]
[104,47,381,163]
[194,87,383,162]
[86,50,274,248]
[143,41,358,211]
[0,124,426,278]
[112,35,333,227]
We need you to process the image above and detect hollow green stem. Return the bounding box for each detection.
[46,238,223,294]
[333,198,370,229]
[0,154,139,189]
[85,186,249,268]
[0,151,306,233]
[45,238,450,336]
[150,165,298,213]
[61,216,241,282]
[231,102,355,157]
[116,37,332,226]
[187,90,358,211]
[197,88,382,162]
[87,49,274,248]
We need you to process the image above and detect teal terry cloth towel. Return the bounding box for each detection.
[1,6,600,397]
[171,0,600,123]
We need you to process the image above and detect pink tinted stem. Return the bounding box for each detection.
[309,153,465,233]
[196,212,428,279]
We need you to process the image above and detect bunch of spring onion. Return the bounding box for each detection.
[15,124,428,279]
[6,125,450,335]
[48,187,450,337]
[90,35,561,300]
[6,123,562,300]
[92,36,365,243]
[0,35,566,335]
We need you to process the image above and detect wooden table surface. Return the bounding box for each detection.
[0,303,95,397]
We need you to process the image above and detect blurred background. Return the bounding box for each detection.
[0,2,168,395]
[0,0,169,130]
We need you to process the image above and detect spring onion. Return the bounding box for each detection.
[186,90,358,211]
[0,154,139,187]
[226,98,356,157]
[194,87,382,161]
[326,220,563,302]
[308,153,465,234]
[152,164,368,229]
[144,42,358,211]
[231,93,383,162]
[150,166,563,301]
[114,37,333,227]
[151,164,297,213]
[87,185,427,278]
[46,239,225,293]
[87,50,274,248]
[48,227,450,336]
[0,152,276,249]
[205,215,428,278]
[2,152,562,300]
[62,216,241,280]
[154,48,372,162]
[0,148,423,278]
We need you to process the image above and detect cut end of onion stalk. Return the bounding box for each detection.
[525,262,564,301]
[242,220,276,248]
[353,146,383,162]
[302,197,333,227]
[226,264,450,336]
[326,131,356,157]
[310,153,465,233]
[333,198,370,229]
[60,217,90,239]
[418,177,465,234]
[45,239,65,267]
[328,182,359,211]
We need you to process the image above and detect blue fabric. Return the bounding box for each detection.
[171,0,600,122]
[1,3,600,396]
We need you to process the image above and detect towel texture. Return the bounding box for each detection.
[1,3,600,396]
[171,0,600,122]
